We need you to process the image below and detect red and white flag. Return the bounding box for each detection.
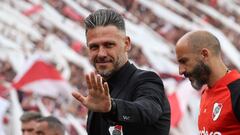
[12,56,73,99]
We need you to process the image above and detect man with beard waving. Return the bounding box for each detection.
[72,9,170,135]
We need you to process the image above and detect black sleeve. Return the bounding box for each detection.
[228,79,240,121]
[103,71,170,125]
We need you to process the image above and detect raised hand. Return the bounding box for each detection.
[72,72,111,112]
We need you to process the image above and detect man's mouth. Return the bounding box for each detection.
[96,62,111,66]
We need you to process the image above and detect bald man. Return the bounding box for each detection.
[175,30,240,134]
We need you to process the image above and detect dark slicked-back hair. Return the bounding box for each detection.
[84,9,126,34]
[38,116,65,135]
[20,112,42,123]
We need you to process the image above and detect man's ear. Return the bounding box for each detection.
[201,48,210,60]
[125,36,131,51]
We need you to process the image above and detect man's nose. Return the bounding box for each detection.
[179,66,186,75]
[98,47,107,56]
[23,132,30,135]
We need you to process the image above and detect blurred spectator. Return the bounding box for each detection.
[67,100,87,125]
[35,116,65,135]
[20,111,42,135]
[129,45,151,67]
[69,62,87,91]
[41,96,57,114]
[0,60,16,82]
[20,91,38,112]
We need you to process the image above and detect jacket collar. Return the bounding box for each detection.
[107,61,136,97]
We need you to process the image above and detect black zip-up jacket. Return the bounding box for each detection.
[87,61,170,135]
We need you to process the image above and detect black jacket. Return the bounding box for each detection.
[87,62,170,135]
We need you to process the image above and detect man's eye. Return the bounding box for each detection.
[181,60,186,64]
[89,45,98,50]
[179,59,187,64]
[106,43,115,48]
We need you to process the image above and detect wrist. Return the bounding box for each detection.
[110,98,117,114]
[102,98,118,122]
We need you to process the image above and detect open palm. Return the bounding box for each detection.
[72,72,111,112]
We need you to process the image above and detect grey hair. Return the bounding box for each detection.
[20,112,42,123]
[38,116,65,135]
[84,9,126,34]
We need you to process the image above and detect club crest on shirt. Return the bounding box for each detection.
[109,125,123,135]
[212,103,223,121]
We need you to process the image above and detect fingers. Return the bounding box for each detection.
[86,72,109,95]
[72,91,86,105]
[87,72,104,92]
[91,72,98,90]
[97,75,104,93]
[86,74,92,90]
[103,82,110,95]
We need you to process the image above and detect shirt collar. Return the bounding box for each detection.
[205,70,240,93]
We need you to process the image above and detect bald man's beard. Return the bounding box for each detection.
[185,61,211,90]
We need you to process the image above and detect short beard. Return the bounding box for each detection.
[187,61,211,90]
[97,68,115,79]
[95,55,126,80]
